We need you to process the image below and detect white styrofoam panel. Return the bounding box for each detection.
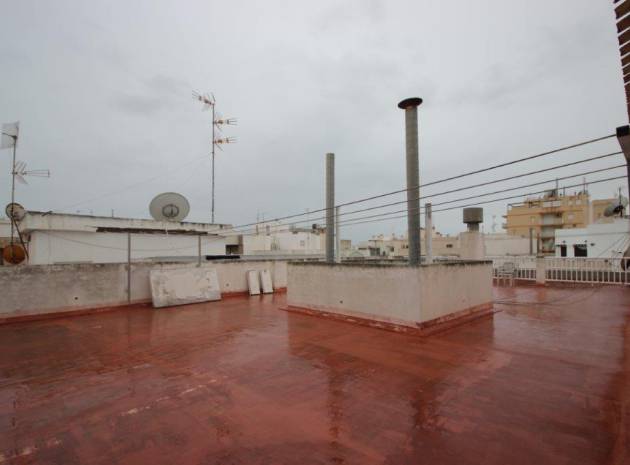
[150,268,221,308]
[260,269,273,294]
[247,270,261,295]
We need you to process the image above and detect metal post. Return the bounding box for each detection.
[325,153,335,263]
[9,143,16,245]
[335,206,341,263]
[197,235,202,266]
[398,97,423,266]
[424,203,433,264]
[211,104,216,224]
[127,232,131,304]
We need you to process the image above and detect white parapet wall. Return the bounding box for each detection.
[286,261,493,331]
[1,259,288,321]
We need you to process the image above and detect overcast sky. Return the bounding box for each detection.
[0,0,627,241]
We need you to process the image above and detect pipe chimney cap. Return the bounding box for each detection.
[397,97,423,109]
[463,207,483,224]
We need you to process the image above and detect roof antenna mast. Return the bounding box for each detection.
[192,91,237,224]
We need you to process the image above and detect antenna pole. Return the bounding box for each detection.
[2,132,17,246]
[9,137,17,246]
[211,102,215,224]
[193,90,236,224]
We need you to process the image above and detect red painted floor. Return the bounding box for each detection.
[0,285,629,464]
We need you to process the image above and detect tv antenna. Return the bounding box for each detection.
[1,121,49,253]
[192,91,237,223]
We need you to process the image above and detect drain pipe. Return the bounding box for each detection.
[398,97,423,266]
[326,152,335,263]
[425,202,433,264]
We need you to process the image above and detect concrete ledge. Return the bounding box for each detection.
[0,299,152,325]
[287,260,493,332]
[223,287,287,299]
[281,301,495,336]
[1,260,289,322]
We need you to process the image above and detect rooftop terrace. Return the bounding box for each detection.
[1,285,628,464]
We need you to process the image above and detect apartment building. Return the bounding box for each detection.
[503,190,616,254]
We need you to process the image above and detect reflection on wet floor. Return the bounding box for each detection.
[0,286,628,464]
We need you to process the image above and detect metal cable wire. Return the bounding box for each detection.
[229,134,617,230]
[276,163,626,228]
[233,165,626,233]
[335,175,627,228]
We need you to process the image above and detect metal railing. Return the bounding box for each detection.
[491,256,537,281]
[545,257,629,285]
[491,255,630,285]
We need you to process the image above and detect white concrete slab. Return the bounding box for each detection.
[260,269,273,294]
[150,268,221,308]
[247,270,261,295]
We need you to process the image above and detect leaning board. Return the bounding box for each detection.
[247,270,261,295]
[150,268,221,308]
[260,269,273,294]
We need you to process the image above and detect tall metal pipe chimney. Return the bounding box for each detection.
[398,97,423,266]
[325,152,335,263]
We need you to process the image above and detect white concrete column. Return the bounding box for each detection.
[535,255,546,285]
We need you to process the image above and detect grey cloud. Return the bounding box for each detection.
[0,0,625,241]
[111,74,187,116]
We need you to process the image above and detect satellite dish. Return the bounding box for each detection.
[604,197,628,217]
[149,192,190,222]
[5,202,26,222]
[2,244,26,265]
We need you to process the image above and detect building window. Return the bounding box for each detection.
[446,244,453,249]
[559,245,567,257]
[530,216,535,223]
[573,244,587,257]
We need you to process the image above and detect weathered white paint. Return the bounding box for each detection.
[260,269,273,293]
[242,228,325,255]
[483,233,530,256]
[28,231,227,265]
[287,261,493,328]
[20,211,231,235]
[459,232,486,260]
[8,211,240,266]
[0,260,288,320]
[247,270,261,295]
[554,218,629,258]
[150,268,221,308]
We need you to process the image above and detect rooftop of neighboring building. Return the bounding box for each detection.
[17,211,234,235]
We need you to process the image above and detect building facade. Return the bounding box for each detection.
[6,212,233,265]
[554,218,629,259]
[503,190,617,254]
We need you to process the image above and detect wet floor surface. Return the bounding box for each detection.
[0,285,629,464]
